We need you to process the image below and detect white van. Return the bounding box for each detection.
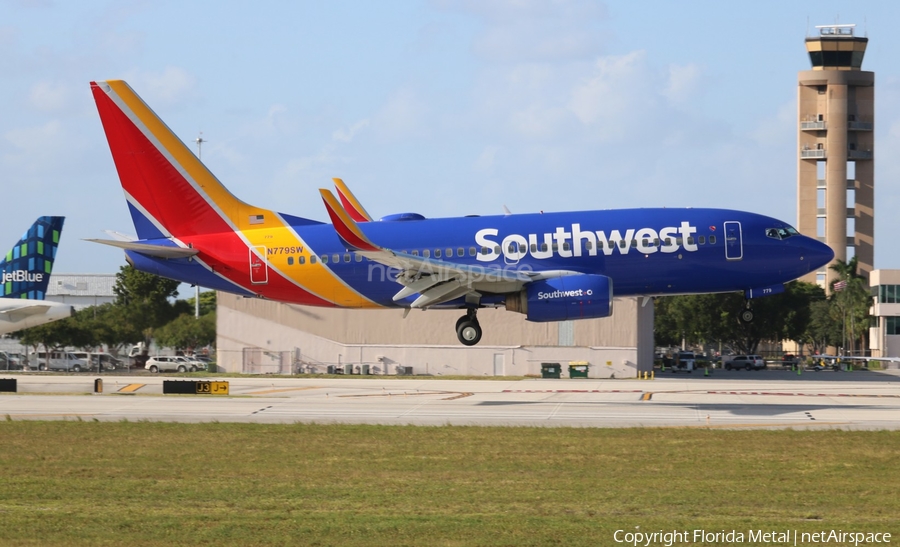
[37,352,89,372]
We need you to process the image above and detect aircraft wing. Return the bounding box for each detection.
[0,303,52,320]
[320,189,536,308]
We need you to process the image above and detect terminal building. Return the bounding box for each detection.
[216,293,653,377]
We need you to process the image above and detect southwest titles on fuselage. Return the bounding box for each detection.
[475,222,699,262]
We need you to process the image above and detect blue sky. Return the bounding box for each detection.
[3,0,900,287]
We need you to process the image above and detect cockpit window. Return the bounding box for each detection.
[766,226,799,240]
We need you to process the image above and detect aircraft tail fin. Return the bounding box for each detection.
[90,80,315,242]
[1,216,64,299]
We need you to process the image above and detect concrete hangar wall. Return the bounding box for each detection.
[216,293,654,378]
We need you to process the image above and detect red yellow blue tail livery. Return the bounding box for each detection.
[90,80,833,345]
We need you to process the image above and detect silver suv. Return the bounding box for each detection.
[725,355,766,371]
[145,356,199,373]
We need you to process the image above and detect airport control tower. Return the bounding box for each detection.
[797,24,874,288]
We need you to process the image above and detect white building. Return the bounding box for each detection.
[869,269,900,357]
[45,274,117,311]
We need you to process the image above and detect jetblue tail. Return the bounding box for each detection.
[1,217,64,299]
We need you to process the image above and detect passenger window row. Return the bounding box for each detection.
[284,247,476,266]
[282,236,719,266]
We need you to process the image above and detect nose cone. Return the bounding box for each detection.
[802,237,834,274]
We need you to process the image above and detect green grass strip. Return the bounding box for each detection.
[0,423,898,546]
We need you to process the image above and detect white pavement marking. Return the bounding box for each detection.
[0,373,898,428]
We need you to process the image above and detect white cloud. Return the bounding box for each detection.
[332,119,370,143]
[123,66,197,106]
[474,145,500,171]
[749,100,796,147]
[567,50,658,139]
[1,119,84,176]
[4,120,62,152]
[372,88,430,140]
[509,103,568,139]
[662,63,702,105]
[28,81,70,112]
[440,0,608,62]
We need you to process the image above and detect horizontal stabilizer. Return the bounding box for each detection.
[85,239,199,259]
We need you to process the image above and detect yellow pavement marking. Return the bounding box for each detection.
[118,384,145,393]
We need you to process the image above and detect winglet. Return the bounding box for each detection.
[333,178,373,222]
[319,189,380,252]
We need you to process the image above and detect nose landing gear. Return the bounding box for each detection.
[456,308,482,346]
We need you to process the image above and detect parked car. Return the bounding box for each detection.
[0,351,27,370]
[175,355,207,371]
[145,355,200,373]
[70,352,123,372]
[781,354,799,368]
[724,355,766,371]
[37,352,90,372]
[671,351,696,373]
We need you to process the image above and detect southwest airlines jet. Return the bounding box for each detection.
[0,216,72,335]
[89,80,833,346]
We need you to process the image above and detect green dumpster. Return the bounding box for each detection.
[540,363,561,379]
[568,361,589,379]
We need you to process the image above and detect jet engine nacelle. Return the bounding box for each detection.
[506,274,613,322]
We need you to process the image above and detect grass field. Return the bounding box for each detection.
[0,422,898,546]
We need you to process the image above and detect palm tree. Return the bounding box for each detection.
[828,257,870,355]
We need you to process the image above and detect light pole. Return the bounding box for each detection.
[193,133,206,319]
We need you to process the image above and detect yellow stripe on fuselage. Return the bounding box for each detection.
[105,80,380,308]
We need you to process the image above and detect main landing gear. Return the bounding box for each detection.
[739,301,754,324]
[456,308,482,346]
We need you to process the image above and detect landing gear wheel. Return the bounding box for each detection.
[739,308,754,324]
[455,315,467,332]
[457,320,482,346]
[455,308,482,346]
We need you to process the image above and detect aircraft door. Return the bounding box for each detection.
[249,246,269,284]
[724,221,743,261]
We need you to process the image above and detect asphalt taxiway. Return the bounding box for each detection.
[2,370,899,429]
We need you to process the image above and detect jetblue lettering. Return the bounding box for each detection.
[2,270,43,284]
[475,222,698,262]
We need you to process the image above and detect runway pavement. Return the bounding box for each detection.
[1,369,899,429]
